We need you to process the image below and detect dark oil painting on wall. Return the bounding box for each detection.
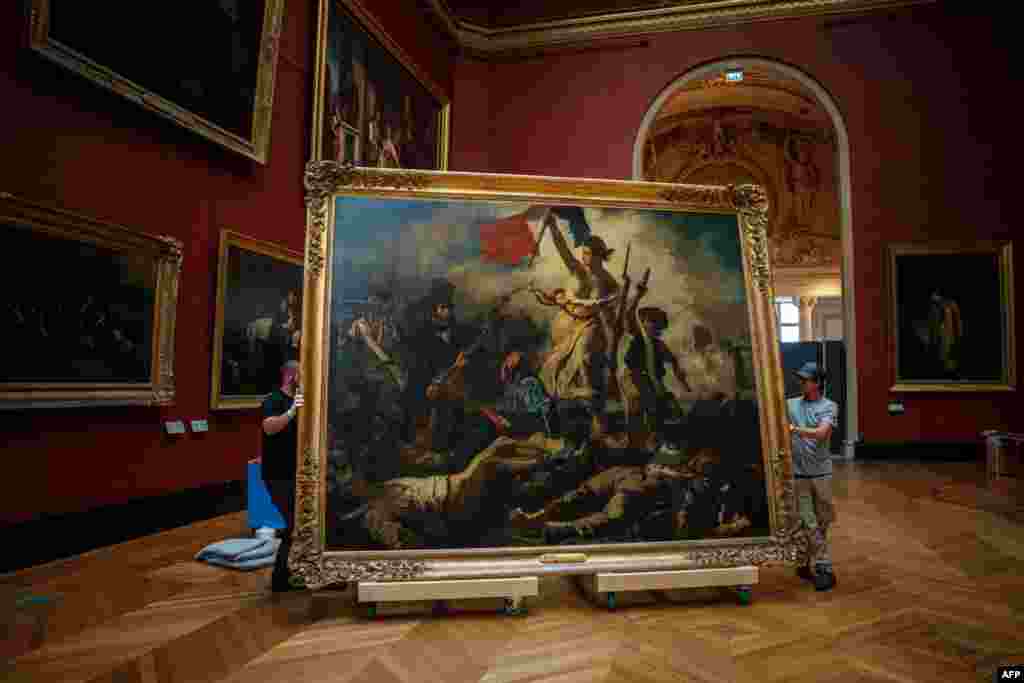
[1,193,181,409]
[312,0,449,168]
[3,225,154,384]
[211,232,304,410]
[321,197,769,553]
[27,0,285,163]
[889,242,1015,392]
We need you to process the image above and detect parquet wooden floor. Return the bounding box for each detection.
[3,461,1023,682]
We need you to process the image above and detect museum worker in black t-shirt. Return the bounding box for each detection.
[261,360,304,592]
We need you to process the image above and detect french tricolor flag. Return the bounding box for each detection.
[477,206,592,266]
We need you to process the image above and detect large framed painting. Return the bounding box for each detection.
[26,0,285,164]
[211,231,304,410]
[889,242,1016,392]
[288,162,804,589]
[0,192,182,409]
[310,0,450,169]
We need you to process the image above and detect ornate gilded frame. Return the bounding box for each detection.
[310,0,451,169]
[26,0,285,164]
[888,241,1016,392]
[0,192,182,409]
[291,162,805,588]
[210,230,304,411]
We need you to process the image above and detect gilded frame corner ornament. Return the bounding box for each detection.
[26,0,285,164]
[291,164,803,585]
[731,184,773,295]
[0,192,182,410]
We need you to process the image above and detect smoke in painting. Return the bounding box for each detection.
[324,198,768,551]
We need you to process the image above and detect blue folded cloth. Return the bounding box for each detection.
[200,554,277,571]
[195,537,281,569]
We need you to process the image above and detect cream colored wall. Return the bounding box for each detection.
[813,297,843,339]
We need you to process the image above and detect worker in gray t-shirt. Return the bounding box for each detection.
[785,361,838,591]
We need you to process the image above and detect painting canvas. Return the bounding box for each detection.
[889,242,1015,392]
[311,0,449,168]
[0,193,181,409]
[27,0,285,163]
[211,232,304,410]
[291,166,801,588]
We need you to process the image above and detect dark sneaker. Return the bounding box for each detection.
[796,565,815,582]
[271,578,304,593]
[813,568,836,592]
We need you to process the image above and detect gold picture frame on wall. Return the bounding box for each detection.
[0,192,182,409]
[26,0,285,164]
[888,241,1016,392]
[286,161,806,589]
[211,231,304,411]
[310,0,451,169]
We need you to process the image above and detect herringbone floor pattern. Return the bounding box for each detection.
[3,461,1023,682]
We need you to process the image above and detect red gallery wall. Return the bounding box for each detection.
[449,5,1019,446]
[0,0,453,525]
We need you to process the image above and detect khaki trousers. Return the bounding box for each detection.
[796,476,835,567]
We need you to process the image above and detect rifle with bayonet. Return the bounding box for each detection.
[609,242,632,369]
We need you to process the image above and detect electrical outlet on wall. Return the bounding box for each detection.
[887,401,905,415]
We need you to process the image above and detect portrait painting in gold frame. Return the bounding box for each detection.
[888,241,1015,392]
[289,163,806,589]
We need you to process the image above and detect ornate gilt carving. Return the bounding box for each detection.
[688,541,788,568]
[658,184,732,207]
[772,230,839,267]
[305,161,434,195]
[730,184,773,294]
[290,445,322,587]
[305,162,435,278]
[151,235,183,406]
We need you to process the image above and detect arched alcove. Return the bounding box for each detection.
[633,57,858,458]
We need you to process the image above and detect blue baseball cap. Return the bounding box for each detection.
[794,362,824,382]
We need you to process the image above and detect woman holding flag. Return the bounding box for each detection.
[535,209,621,439]
[476,206,622,440]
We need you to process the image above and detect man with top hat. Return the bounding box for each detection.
[786,361,839,591]
[400,279,481,469]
